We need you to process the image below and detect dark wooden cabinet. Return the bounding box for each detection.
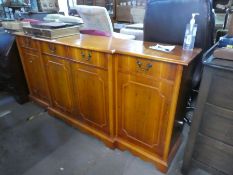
[182,48,233,175]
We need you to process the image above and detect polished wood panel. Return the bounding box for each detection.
[117,55,178,80]
[41,41,67,57]
[71,62,110,134]
[15,32,201,65]
[21,48,38,56]
[18,36,37,49]
[116,54,179,157]
[68,47,108,69]
[16,36,49,105]
[43,55,74,114]
[60,34,201,65]
[21,52,48,101]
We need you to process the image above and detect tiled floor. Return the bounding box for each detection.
[0,92,210,175]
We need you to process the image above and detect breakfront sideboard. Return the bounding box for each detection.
[15,33,201,173]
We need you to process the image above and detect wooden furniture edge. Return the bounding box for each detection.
[163,65,184,160]
[115,138,168,173]
[14,33,201,66]
[48,107,116,149]
[29,95,49,108]
[28,94,182,174]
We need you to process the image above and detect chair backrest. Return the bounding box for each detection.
[213,0,232,13]
[144,0,215,52]
[74,5,113,35]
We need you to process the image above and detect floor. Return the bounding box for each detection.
[0,92,210,175]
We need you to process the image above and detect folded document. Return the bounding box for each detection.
[149,44,175,52]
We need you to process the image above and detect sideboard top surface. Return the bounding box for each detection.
[15,32,202,66]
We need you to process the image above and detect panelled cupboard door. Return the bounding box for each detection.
[71,63,110,134]
[44,55,73,114]
[116,55,178,156]
[21,50,49,102]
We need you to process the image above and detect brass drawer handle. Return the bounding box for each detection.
[146,63,153,71]
[48,44,56,53]
[80,51,91,61]
[87,52,92,61]
[81,50,85,59]
[136,60,153,71]
[136,60,142,68]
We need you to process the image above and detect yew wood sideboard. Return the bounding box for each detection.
[15,33,201,173]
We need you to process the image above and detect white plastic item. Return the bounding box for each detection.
[183,13,199,51]
[149,44,175,52]
[59,16,83,24]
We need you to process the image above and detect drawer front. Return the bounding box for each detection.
[18,36,37,49]
[207,71,233,111]
[40,42,67,57]
[117,54,178,82]
[193,134,233,175]
[22,48,38,56]
[200,103,233,146]
[68,47,108,69]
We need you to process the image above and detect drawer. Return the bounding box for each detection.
[193,134,233,175]
[117,54,178,82]
[18,36,37,49]
[68,47,108,69]
[40,41,67,57]
[200,103,233,146]
[207,72,233,111]
[22,48,38,56]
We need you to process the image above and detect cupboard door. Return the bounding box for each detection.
[116,55,178,156]
[44,55,73,114]
[21,51,49,102]
[71,63,110,134]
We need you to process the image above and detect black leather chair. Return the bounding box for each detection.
[0,29,29,104]
[144,0,215,90]
[213,0,232,13]
[143,0,215,125]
